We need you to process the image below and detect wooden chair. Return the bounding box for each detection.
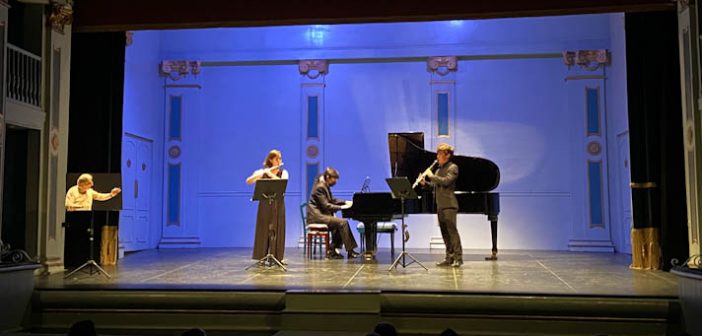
[300,202,330,258]
[357,222,397,255]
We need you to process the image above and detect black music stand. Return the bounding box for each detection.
[386,177,428,271]
[64,211,112,279]
[246,179,288,271]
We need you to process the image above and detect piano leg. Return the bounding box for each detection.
[363,221,378,260]
[486,216,498,261]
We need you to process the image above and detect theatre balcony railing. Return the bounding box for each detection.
[7,43,42,108]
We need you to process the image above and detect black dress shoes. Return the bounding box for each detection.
[347,250,361,259]
[436,259,452,267]
[326,251,344,259]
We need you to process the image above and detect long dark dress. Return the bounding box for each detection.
[251,170,286,260]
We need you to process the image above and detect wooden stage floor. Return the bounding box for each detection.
[25,248,687,335]
[37,247,678,297]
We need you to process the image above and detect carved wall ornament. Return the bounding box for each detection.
[48,0,73,34]
[160,61,201,81]
[306,145,319,159]
[678,0,690,11]
[50,127,60,157]
[298,60,328,79]
[427,56,458,76]
[686,124,695,150]
[587,141,602,156]
[126,31,134,46]
[169,145,182,159]
[563,49,610,71]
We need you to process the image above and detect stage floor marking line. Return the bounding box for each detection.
[138,263,198,283]
[343,265,366,288]
[536,260,577,293]
[452,268,459,290]
[240,272,262,284]
[647,270,678,285]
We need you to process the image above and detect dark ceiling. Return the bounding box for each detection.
[73,0,675,32]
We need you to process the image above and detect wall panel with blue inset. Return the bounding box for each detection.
[169,96,182,140]
[307,95,319,139]
[588,161,603,226]
[586,88,600,135]
[437,93,450,136]
[301,75,325,209]
[430,68,455,149]
[167,163,181,226]
[306,163,319,198]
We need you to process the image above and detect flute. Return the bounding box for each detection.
[412,160,438,188]
[263,163,284,176]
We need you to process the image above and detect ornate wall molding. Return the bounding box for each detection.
[159,60,201,81]
[48,0,73,34]
[427,56,457,76]
[678,0,690,11]
[563,49,610,71]
[298,60,328,79]
[49,126,60,157]
[126,31,134,46]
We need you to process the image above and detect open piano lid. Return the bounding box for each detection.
[388,132,500,192]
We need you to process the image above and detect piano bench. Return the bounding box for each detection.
[306,224,330,258]
[357,222,397,255]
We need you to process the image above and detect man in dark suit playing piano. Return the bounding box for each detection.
[421,143,463,267]
[307,167,361,259]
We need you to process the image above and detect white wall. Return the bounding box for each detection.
[122,31,165,249]
[605,13,632,253]
[124,14,630,252]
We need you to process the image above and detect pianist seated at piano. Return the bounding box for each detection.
[306,167,361,259]
[420,143,463,267]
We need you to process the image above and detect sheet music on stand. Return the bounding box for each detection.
[246,179,288,271]
[385,177,428,271]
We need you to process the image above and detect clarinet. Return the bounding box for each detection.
[412,160,438,188]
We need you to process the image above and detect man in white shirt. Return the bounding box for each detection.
[65,174,121,211]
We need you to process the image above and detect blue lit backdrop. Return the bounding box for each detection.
[121,14,631,253]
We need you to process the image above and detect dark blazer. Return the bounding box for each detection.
[428,161,459,210]
[306,179,346,224]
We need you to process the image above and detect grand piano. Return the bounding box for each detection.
[342,132,501,260]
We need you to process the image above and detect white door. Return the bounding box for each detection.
[120,133,153,252]
[135,140,152,247]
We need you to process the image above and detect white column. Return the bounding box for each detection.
[158,61,203,248]
[427,56,457,250]
[0,3,8,254]
[563,50,615,252]
[40,15,73,273]
[298,60,327,247]
[677,2,702,260]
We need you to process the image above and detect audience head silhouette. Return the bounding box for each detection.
[181,327,207,336]
[439,327,459,336]
[67,320,97,336]
[374,321,398,336]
